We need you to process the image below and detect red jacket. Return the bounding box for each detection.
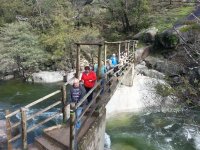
[81,71,97,88]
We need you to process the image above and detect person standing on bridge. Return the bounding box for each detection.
[81,66,97,104]
[110,53,118,67]
[69,78,86,129]
[94,60,107,94]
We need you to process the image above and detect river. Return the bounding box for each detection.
[106,110,200,150]
[0,79,63,148]
[1,77,200,150]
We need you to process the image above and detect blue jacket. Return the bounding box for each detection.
[94,64,107,77]
[110,56,118,66]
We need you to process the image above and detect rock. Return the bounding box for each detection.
[2,75,14,80]
[141,69,166,80]
[134,27,158,43]
[32,71,66,83]
[154,60,185,76]
[156,29,179,49]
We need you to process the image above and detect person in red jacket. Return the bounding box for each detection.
[81,66,97,104]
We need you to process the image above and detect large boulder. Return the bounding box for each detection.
[134,27,158,43]
[31,71,66,83]
[145,56,186,76]
[155,30,180,49]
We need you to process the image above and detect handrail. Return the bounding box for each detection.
[27,101,61,121]
[5,90,61,118]
[75,81,101,109]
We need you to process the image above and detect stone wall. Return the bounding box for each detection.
[78,108,106,150]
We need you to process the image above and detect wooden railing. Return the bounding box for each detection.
[5,40,137,150]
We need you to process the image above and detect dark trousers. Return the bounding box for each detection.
[85,87,93,104]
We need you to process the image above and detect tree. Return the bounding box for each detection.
[96,0,151,40]
[0,22,46,80]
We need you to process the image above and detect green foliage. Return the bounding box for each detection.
[98,0,151,40]
[0,22,46,77]
[0,0,32,26]
[151,6,194,32]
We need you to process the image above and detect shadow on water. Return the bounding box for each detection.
[106,111,200,150]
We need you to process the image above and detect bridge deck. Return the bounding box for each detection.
[28,76,120,150]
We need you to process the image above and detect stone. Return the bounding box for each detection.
[31,71,66,83]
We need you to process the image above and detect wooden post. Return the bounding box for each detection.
[104,43,107,66]
[127,41,130,58]
[118,43,121,62]
[97,45,102,80]
[76,44,80,79]
[20,108,27,150]
[61,85,67,123]
[5,110,12,150]
[70,104,76,150]
[91,52,94,64]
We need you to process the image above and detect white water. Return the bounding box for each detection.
[106,63,175,118]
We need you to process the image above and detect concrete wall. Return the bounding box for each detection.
[78,108,106,150]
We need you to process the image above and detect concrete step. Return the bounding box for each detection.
[28,144,39,150]
[35,136,64,150]
[43,128,69,150]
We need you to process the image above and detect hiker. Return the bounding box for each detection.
[69,78,86,129]
[106,59,112,71]
[81,66,97,104]
[110,53,118,67]
[94,61,107,94]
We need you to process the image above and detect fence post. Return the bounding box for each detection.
[70,104,76,150]
[61,85,67,123]
[104,43,107,66]
[97,45,102,80]
[5,110,12,150]
[76,44,80,79]
[127,41,130,58]
[118,43,121,61]
[20,107,27,150]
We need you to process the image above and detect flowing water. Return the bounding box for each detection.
[1,78,200,150]
[0,79,64,148]
[106,110,200,150]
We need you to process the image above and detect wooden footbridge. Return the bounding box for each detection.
[5,40,138,150]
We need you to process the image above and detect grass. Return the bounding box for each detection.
[151,6,194,32]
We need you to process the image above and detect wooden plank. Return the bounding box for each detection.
[118,43,121,61]
[70,104,76,150]
[5,110,12,150]
[75,81,100,109]
[27,112,60,133]
[104,41,121,44]
[9,133,21,143]
[9,121,20,131]
[24,90,61,109]
[20,108,27,150]
[27,101,61,121]
[5,109,20,118]
[104,44,107,66]
[77,89,102,122]
[97,45,102,80]
[76,44,80,79]
[75,42,102,46]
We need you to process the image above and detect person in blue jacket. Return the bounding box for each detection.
[94,61,107,94]
[110,53,118,67]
